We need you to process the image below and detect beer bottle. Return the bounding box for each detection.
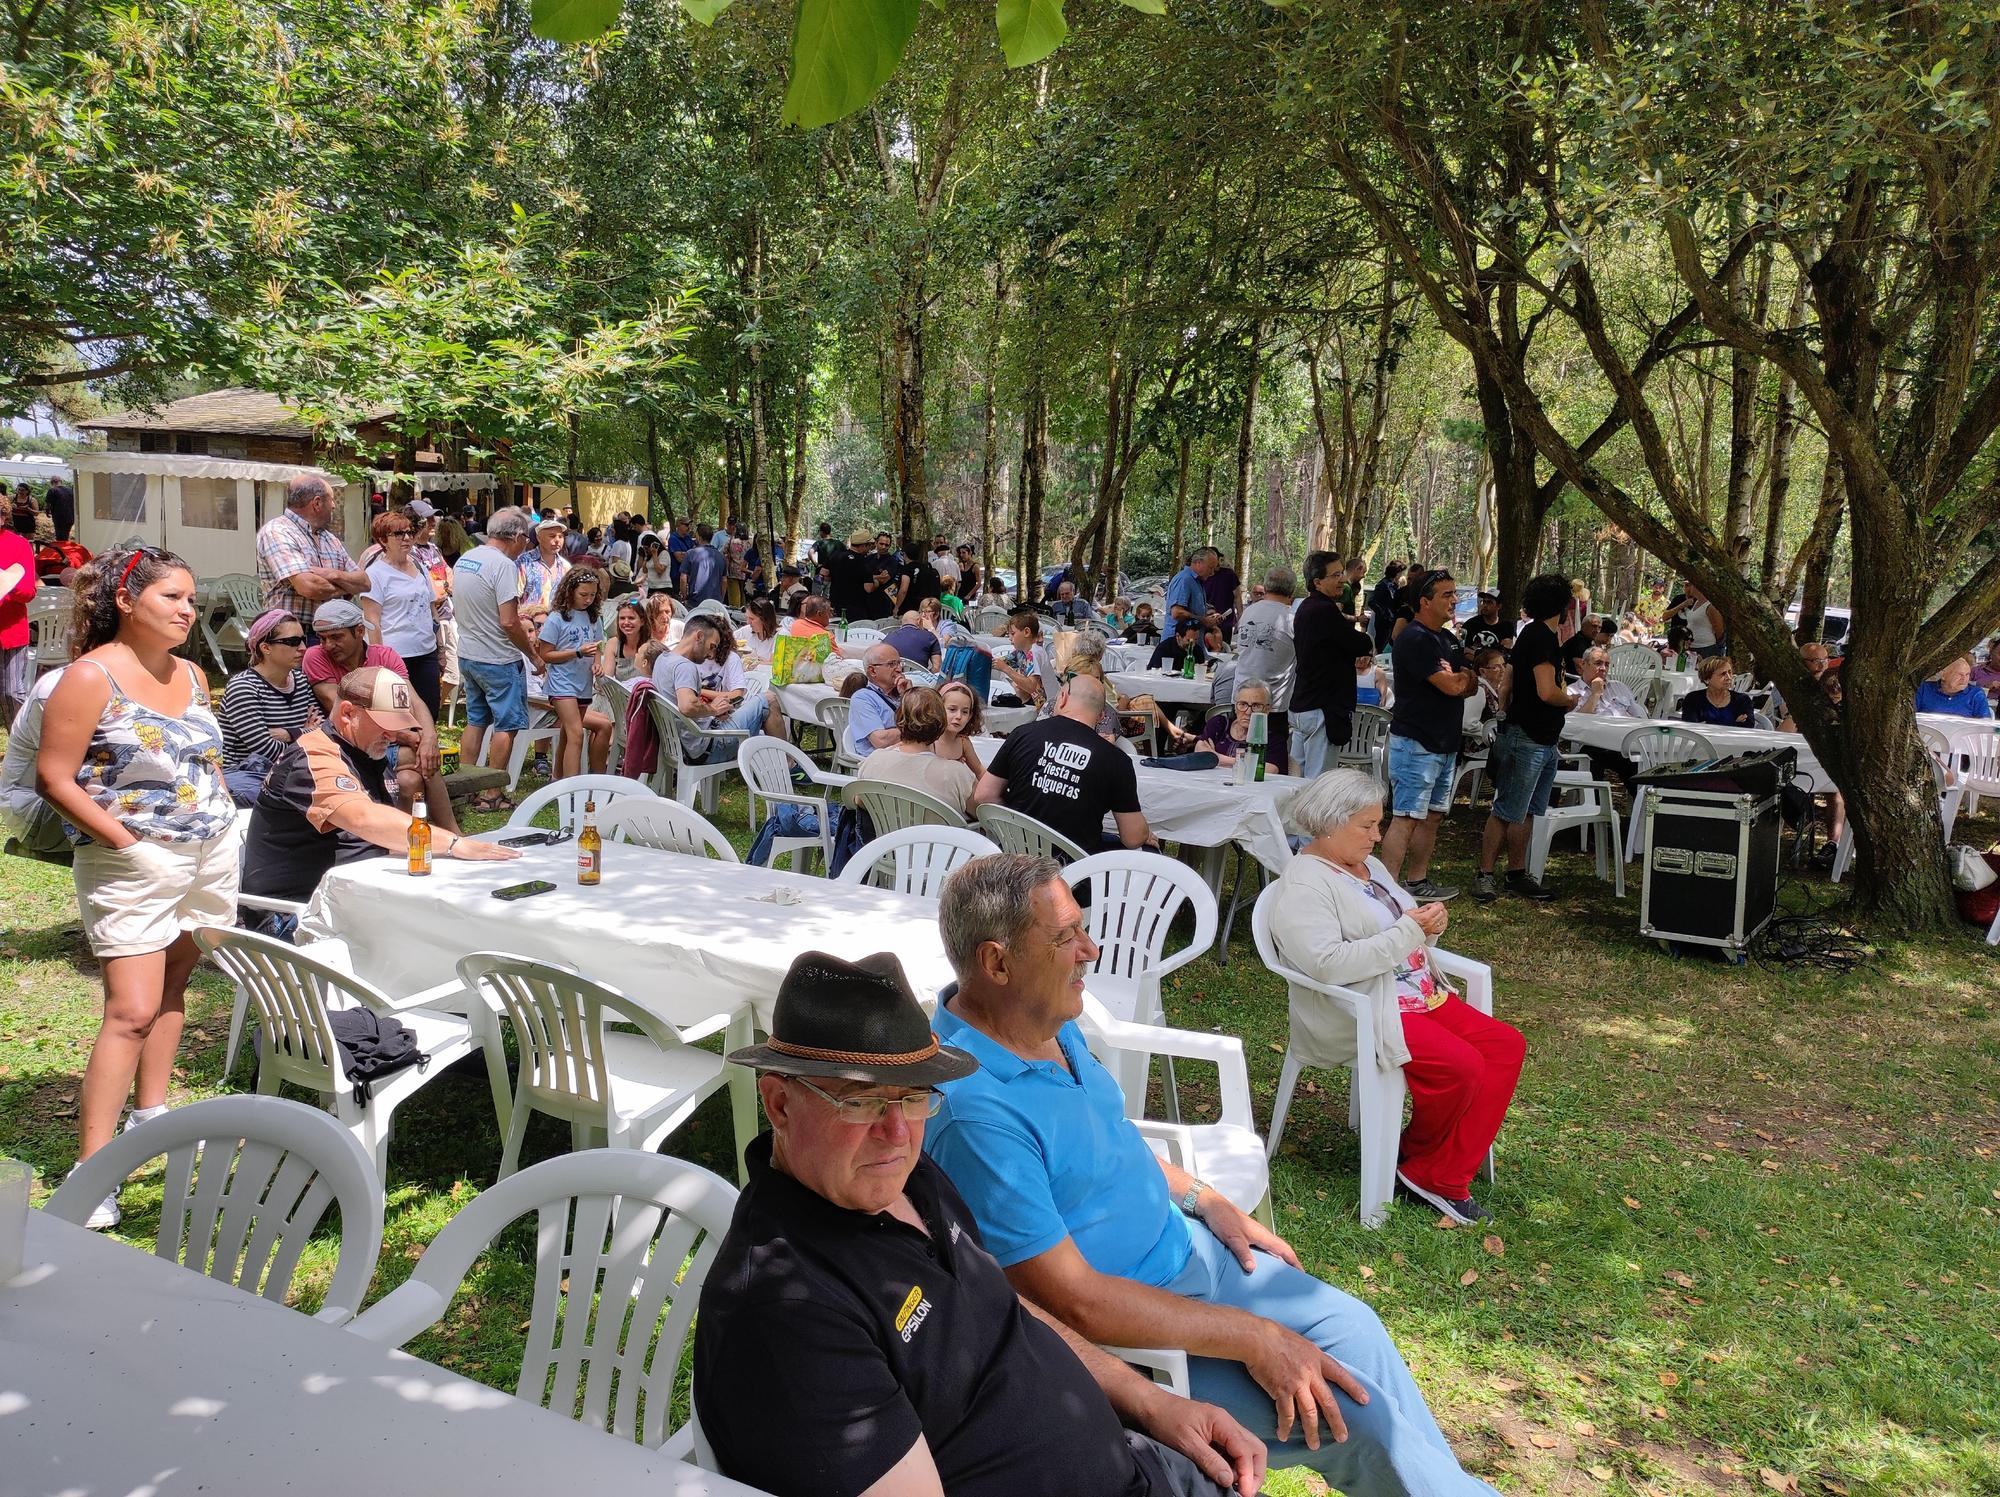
[577,795,602,885]
[407,798,432,876]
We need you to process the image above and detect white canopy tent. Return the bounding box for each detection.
[0,455,72,484]
[70,451,494,578]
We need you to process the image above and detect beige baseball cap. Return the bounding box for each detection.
[339,665,422,731]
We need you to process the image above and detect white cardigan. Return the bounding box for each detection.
[1266,851,1450,1074]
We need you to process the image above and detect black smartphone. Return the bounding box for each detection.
[497,830,554,848]
[491,879,558,901]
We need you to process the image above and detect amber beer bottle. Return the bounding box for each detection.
[577,796,602,885]
[407,798,432,876]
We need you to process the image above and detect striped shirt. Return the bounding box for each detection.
[217,668,319,768]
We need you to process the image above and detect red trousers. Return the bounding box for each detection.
[1397,996,1526,1198]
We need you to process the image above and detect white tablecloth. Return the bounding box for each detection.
[1563,711,1989,793]
[1107,669,1221,710]
[971,735,1292,873]
[773,679,1036,735]
[302,844,952,1034]
[2,1212,769,1497]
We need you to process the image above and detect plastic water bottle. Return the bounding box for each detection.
[1248,710,1269,783]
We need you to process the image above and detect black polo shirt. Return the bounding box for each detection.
[695,1136,1167,1497]
[239,726,397,903]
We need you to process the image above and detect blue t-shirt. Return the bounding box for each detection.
[1914,679,1993,719]
[683,544,726,606]
[1165,566,1207,622]
[537,609,599,699]
[928,1002,1192,1287]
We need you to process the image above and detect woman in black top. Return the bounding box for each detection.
[1677,654,1757,727]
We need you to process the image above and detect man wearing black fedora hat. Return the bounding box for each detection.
[694,949,1267,1497]
[925,856,1498,1496]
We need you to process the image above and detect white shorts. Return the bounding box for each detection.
[437,616,460,687]
[71,827,242,959]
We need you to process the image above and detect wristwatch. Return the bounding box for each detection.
[1178,1179,1212,1217]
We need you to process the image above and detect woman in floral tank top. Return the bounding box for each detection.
[35,545,241,1229]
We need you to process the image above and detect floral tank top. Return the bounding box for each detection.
[68,658,234,844]
[1336,865,1454,1015]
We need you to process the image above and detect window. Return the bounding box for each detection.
[178,478,239,531]
[92,472,147,525]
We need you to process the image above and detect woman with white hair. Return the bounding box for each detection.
[1267,767,1525,1225]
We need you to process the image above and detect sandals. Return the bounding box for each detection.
[469,791,516,814]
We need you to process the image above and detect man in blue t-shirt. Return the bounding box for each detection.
[1165,548,1218,629]
[679,521,728,607]
[1383,569,1477,901]
[926,856,1500,1497]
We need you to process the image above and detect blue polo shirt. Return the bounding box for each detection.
[929,998,1192,1287]
[849,683,898,758]
[1164,565,1207,621]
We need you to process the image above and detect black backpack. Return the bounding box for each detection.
[327,1007,431,1109]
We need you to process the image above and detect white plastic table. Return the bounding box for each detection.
[1107,668,1222,710]
[302,843,955,1176]
[771,678,1037,735]
[1,1211,773,1497]
[1562,711,1989,794]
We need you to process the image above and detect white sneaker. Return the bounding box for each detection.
[66,1165,122,1231]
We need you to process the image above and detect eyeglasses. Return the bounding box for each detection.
[790,1076,941,1125]
[1233,699,1267,712]
[384,527,413,538]
[268,634,306,647]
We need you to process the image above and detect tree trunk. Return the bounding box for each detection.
[1759,278,1808,595]
[1020,382,1048,604]
[978,263,1005,583]
[1793,464,1844,644]
[644,413,672,528]
[782,369,810,561]
[1231,319,1264,581]
[563,410,580,500]
[1168,438,1184,572]
[1721,230,1766,564]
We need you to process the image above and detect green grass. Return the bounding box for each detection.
[4,765,1998,1496]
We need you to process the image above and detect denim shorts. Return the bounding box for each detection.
[1487,723,1561,824]
[459,657,528,732]
[1387,735,1456,817]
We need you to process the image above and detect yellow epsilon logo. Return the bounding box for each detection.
[894,1285,925,1332]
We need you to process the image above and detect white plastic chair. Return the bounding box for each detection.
[1076,993,1271,1228]
[814,696,862,775]
[1607,643,1662,701]
[508,774,658,833]
[45,1094,383,1324]
[738,733,844,872]
[1528,771,1625,895]
[599,797,738,861]
[456,953,734,1179]
[1335,705,1392,775]
[343,1149,737,1455]
[1830,746,1961,884]
[1950,722,2000,815]
[841,626,885,648]
[975,802,1089,863]
[24,592,71,674]
[1621,724,1714,862]
[839,825,1000,897]
[1252,885,1497,1228]
[195,927,512,1180]
[643,691,745,812]
[1065,850,1218,1124]
[846,778,968,833]
[594,675,635,769]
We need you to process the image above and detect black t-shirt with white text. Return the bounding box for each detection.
[988,714,1139,853]
[1389,619,1468,755]
[1505,619,1567,746]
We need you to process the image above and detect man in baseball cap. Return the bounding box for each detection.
[696,950,1265,1497]
[238,665,517,927]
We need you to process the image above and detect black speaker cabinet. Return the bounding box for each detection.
[1638,788,1781,955]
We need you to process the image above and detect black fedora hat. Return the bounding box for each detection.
[728,950,977,1087]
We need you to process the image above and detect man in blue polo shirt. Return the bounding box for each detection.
[928,854,1499,1497]
[1165,547,1219,630]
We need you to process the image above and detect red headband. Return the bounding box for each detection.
[119,552,144,592]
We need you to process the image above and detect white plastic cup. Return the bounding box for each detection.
[0,1157,30,1284]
